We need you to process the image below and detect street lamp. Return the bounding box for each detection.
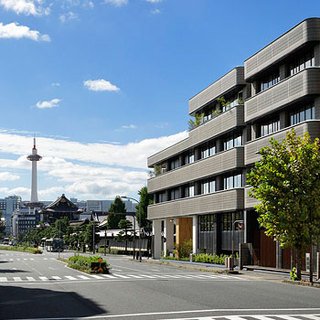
[121,196,141,261]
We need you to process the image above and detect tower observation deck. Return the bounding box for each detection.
[25,138,43,208]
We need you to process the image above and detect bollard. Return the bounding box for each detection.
[189,253,193,262]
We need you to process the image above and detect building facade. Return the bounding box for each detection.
[11,208,40,238]
[0,196,22,235]
[147,18,320,268]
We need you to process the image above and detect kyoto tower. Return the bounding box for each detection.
[27,138,42,205]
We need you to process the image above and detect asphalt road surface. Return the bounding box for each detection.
[1,249,320,320]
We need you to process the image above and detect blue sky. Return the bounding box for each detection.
[0,0,319,201]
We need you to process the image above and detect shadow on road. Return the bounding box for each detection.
[0,285,107,319]
[0,269,29,273]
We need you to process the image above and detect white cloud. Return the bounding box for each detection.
[60,11,78,23]
[83,79,120,92]
[51,82,60,87]
[0,0,50,16]
[121,124,137,129]
[0,130,188,200]
[0,131,188,169]
[36,98,61,109]
[0,22,50,42]
[104,0,128,7]
[151,8,160,14]
[0,172,19,181]
[146,0,162,2]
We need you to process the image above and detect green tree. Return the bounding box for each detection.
[136,187,153,229]
[247,130,320,280]
[107,196,126,229]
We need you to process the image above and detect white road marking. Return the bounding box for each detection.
[0,277,8,282]
[102,274,116,279]
[139,274,157,278]
[52,276,62,280]
[26,277,36,281]
[39,276,49,281]
[13,277,22,281]
[78,275,90,280]
[112,273,130,279]
[65,276,77,280]
[127,274,144,279]
[90,275,104,279]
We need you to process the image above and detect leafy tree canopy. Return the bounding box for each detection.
[136,187,153,228]
[247,130,320,279]
[107,196,126,229]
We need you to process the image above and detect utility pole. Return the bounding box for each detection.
[92,222,95,254]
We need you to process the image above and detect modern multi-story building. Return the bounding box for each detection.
[147,18,320,268]
[11,208,40,238]
[0,196,22,235]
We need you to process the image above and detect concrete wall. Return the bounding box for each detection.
[189,67,246,115]
[245,18,320,80]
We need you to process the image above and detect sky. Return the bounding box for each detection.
[0,0,319,202]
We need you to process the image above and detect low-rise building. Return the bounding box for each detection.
[148,18,320,268]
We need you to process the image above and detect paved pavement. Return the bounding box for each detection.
[1,249,320,320]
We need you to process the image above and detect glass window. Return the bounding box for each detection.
[201,181,209,194]
[259,71,280,92]
[224,133,243,151]
[209,180,216,193]
[189,185,195,197]
[290,105,315,125]
[289,51,314,76]
[209,145,216,156]
[189,153,195,164]
[259,118,280,137]
[234,174,242,188]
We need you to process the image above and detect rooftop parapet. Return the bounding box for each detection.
[188,67,245,116]
[245,18,320,81]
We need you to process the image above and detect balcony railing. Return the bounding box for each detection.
[148,188,244,220]
[148,147,244,193]
[245,68,320,122]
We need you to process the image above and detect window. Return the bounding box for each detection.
[224,173,242,190]
[158,191,167,203]
[222,213,232,231]
[289,51,314,76]
[199,214,215,232]
[170,158,179,170]
[189,153,195,164]
[259,72,280,92]
[223,133,242,151]
[201,143,216,159]
[290,105,315,125]
[170,188,180,200]
[201,179,216,195]
[189,185,195,197]
[259,118,280,137]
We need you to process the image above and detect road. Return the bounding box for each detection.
[1,249,320,320]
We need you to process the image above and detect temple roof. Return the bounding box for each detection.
[40,194,83,214]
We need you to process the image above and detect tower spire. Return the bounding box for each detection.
[27,137,42,203]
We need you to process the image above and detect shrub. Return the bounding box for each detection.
[174,239,192,258]
[194,253,230,265]
[0,245,42,254]
[67,255,109,273]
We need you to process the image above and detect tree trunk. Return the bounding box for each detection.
[296,246,302,280]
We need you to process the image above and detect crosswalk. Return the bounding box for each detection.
[166,315,320,320]
[0,272,246,283]
[4,257,56,261]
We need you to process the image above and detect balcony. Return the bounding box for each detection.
[189,67,246,115]
[244,186,258,209]
[245,18,320,80]
[148,105,244,167]
[245,68,320,122]
[245,120,320,165]
[147,188,245,220]
[148,147,244,193]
